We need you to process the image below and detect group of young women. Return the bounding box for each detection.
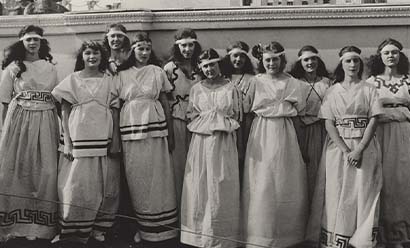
[0,23,409,248]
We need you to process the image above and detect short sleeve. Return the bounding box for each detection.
[107,75,120,108]
[243,77,256,114]
[318,90,335,121]
[0,63,18,104]
[159,69,173,93]
[186,85,199,121]
[51,74,78,104]
[368,85,383,118]
[295,80,308,116]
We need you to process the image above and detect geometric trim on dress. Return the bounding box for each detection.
[17,90,54,102]
[320,227,351,248]
[374,75,410,94]
[0,209,57,227]
[120,120,167,136]
[134,207,178,241]
[335,117,368,129]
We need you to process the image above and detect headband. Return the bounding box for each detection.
[228,48,248,55]
[263,51,285,58]
[199,58,221,68]
[131,41,152,49]
[339,52,361,61]
[175,38,197,45]
[19,33,43,41]
[380,44,401,53]
[298,51,320,61]
[106,30,127,37]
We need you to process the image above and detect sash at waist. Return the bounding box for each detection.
[336,117,368,139]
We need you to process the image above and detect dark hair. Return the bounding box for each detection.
[74,41,109,72]
[289,45,329,79]
[251,41,287,73]
[102,23,131,54]
[2,25,54,78]
[333,45,364,83]
[222,41,255,77]
[118,32,161,71]
[198,48,226,79]
[367,38,409,76]
[168,28,202,66]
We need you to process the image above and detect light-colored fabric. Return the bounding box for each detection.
[52,72,118,157]
[367,75,410,245]
[307,81,383,248]
[164,61,200,209]
[299,77,331,125]
[181,80,241,248]
[0,60,59,240]
[122,139,178,242]
[242,74,308,248]
[116,65,172,140]
[187,82,241,135]
[57,156,120,243]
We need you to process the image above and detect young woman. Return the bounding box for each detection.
[0,25,59,243]
[115,32,178,247]
[51,41,120,247]
[180,48,241,248]
[163,28,202,207]
[222,40,255,174]
[309,46,382,248]
[367,38,410,248]
[242,41,308,248]
[103,23,131,74]
[289,45,330,205]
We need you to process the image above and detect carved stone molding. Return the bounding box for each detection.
[0,5,410,35]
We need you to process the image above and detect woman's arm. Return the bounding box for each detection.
[347,116,378,168]
[61,99,73,161]
[159,92,174,152]
[2,103,8,124]
[325,119,351,154]
[109,107,121,157]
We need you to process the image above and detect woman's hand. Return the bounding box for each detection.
[347,149,363,168]
[64,141,74,161]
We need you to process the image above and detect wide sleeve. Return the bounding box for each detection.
[243,77,256,114]
[368,84,383,118]
[51,74,77,104]
[0,63,18,104]
[186,85,200,121]
[108,75,120,109]
[295,79,308,116]
[159,69,173,93]
[318,89,335,121]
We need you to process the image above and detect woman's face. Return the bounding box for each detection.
[201,61,220,79]
[380,45,400,68]
[262,53,281,75]
[107,28,126,51]
[230,51,247,71]
[82,47,101,69]
[178,40,195,59]
[341,55,361,78]
[134,41,152,66]
[23,32,41,56]
[301,54,319,74]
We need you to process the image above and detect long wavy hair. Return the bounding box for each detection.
[168,28,202,67]
[2,25,53,78]
[74,40,109,72]
[102,23,131,55]
[118,32,162,71]
[222,41,255,78]
[333,45,364,83]
[251,41,287,74]
[367,38,409,77]
[289,45,329,79]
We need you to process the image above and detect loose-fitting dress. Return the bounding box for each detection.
[308,82,383,248]
[242,74,308,248]
[51,72,120,243]
[0,60,59,240]
[181,81,241,248]
[299,77,330,204]
[367,75,410,245]
[164,61,200,207]
[116,65,178,242]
